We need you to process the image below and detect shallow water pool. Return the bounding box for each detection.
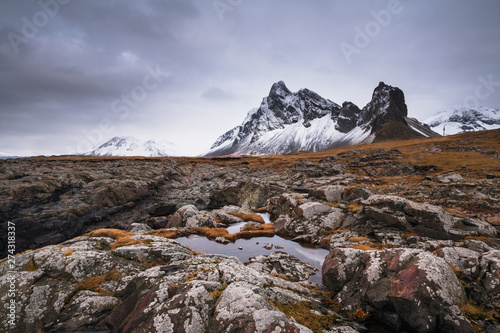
[176,213,330,285]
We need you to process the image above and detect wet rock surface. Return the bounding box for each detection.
[1,131,500,332]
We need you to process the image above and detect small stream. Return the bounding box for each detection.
[176,213,329,285]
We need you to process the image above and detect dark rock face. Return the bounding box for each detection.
[336,102,362,133]
[361,82,408,133]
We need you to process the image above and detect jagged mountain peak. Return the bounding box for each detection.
[206,81,433,156]
[363,82,408,134]
[269,80,292,97]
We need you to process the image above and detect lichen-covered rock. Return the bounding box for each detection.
[0,230,354,333]
[268,195,344,242]
[433,172,464,183]
[480,251,500,307]
[322,248,473,333]
[212,281,311,333]
[310,185,346,203]
[166,204,199,228]
[362,195,497,240]
[247,252,317,282]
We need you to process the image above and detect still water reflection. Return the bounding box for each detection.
[176,214,329,285]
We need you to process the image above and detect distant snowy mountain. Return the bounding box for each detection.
[424,107,500,136]
[206,81,439,156]
[86,136,187,157]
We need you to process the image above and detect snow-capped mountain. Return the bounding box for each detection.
[206,81,438,156]
[424,106,500,136]
[86,136,187,157]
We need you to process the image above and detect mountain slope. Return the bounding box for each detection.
[424,106,500,136]
[86,136,187,157]
[206,81,435,156]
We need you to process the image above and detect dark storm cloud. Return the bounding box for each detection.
[0,0,499,156]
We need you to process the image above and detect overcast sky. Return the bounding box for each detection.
[1,0,499,156]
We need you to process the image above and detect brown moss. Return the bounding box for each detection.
[192,227,234,241]
[464,235,494,244]
[271,273,294,281]
[63,249,75,256]
[346,204,363,214]
[109,238,148,251]
[227,212,265,223]
[402,231,419,239]
[272,301,340,332]
[348,237,372,243]
[446,261,462,276]
[86,228,134,239]
[347,306,371,323]
[236,224,274,239]
[98,289,116,297]
[348,243,396,251]
[191,224,274,242]
[460,301,500,331]
[147,229,178,239]
[26,259,36,272]
[85,228,149,251]
[77,268,123,293]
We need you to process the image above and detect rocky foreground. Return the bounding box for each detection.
[1,130,500,332]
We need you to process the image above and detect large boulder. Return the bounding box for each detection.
[166,205,199,228]
[322,248,473,333]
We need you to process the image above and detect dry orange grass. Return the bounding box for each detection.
[251,207,268,213]
[228,212,265,223]
[85,228,148,250]
[86,228,134,239]
[75,268,123,294]
[147,229,178,239]
[190,224,275,242]
[192,227,231,240]
[237,224,274,239]
[349,237,372,243]
[348,243,396,251]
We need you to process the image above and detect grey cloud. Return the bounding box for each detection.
[0,0,499,156]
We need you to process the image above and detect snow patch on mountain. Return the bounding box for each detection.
[86,136,187,157]
[425,106,500,136]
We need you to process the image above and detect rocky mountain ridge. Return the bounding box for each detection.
[425,106,500,136]
[1,129,499,332]
[206,81,438,156]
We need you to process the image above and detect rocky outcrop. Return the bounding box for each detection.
[322,248,472,332]
[0,232,354,333]
[267,194,345,242]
